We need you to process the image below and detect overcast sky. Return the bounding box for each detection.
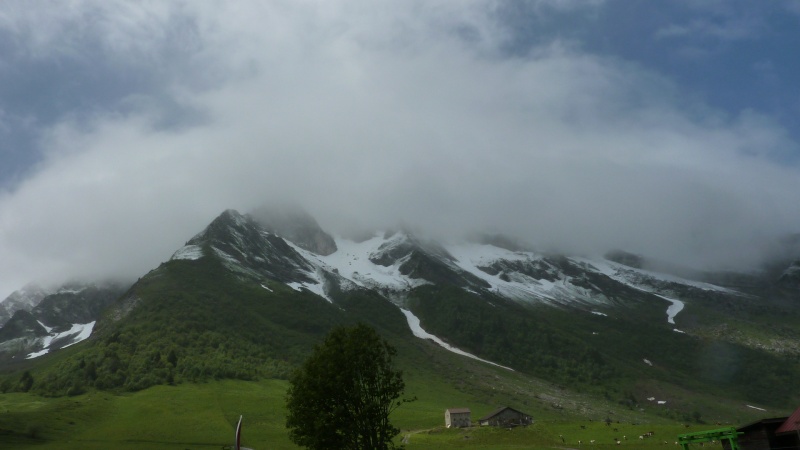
[1,0,800,298]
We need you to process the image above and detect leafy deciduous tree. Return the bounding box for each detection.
[286,324,409,450]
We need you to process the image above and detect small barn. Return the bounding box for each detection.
[773,406,800,450]
[478,406,532,428]
[720,406,800,450]
[445,408,471,428]
[725,418,792,450]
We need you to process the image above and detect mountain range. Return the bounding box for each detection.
[1,206,799,416]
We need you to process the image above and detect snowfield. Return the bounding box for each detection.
[199,217,740,333]
[575,257,734,293]
[445,243,564,303]
[320,234,431,291]
[573,258,699,326]
[284,233,431,295]
[26,321,96,359]
[280,234,723,327]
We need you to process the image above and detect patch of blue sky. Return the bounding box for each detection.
[0,32,209,189]
[492,0,800,149]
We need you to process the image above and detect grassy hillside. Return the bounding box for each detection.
[5,252,414,396]
[407,285,800,409]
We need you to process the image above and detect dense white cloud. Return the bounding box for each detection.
[0,0,799,298]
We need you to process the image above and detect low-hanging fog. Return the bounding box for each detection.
[1,1,799,298]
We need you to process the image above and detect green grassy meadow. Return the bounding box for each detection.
[0,374,768,450]
[0,380,293,449]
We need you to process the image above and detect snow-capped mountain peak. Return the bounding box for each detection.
[169,209,757,334]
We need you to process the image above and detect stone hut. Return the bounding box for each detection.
[445,408,472,428]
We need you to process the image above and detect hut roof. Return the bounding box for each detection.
[478,406,529,421]
[737,417,789,432]
[775,406,800,435]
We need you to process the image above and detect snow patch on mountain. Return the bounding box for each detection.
[329,234,431,290]
[284,233,431,294]
[37,320,53,333]
[212,246,240,265]
[26,321,96,359]
[577,258,733,293]
[265,241,339,302]
[446,243,556,300]
[286,268,332,303]
[210,245,262,280]
[658,295,685,325]
[56,286,88,295]
[400,308,513,371]
[172,244,204,261]
[446,243,607,305]
[573,257,734,325]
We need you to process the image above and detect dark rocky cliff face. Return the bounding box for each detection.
[186,209,317,283]
[32,284,127,329]
[0,310,48,342]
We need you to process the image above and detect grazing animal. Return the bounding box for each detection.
[590,440,596,444]
[579,440,583,446]
[616,441,621,446]
[560,435,565,443]
[639,435,645,440]
[581,425,586,429]
[623,436,627,440]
